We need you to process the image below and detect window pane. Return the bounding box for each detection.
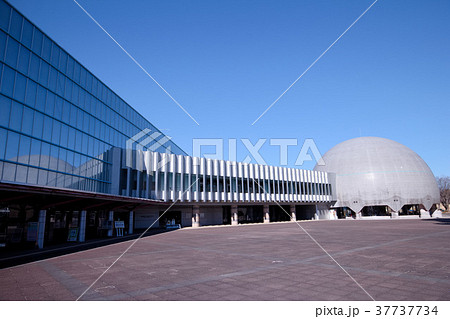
[39,60,49,86]
[27,167,38,184]
[5,36,19,67]
[41,35,51,61]
[42,116,53,141]
[0,1,11,32]
[29,138,41,166]
[60,123,68,148]
[21,18,33,48]
[32,28,43,55]
[28,52,39,81]
[0,31,7,62]
[25,78,36,106]
[59,50,67,73]
[31,112,43,140]
[0,94,11,127]
[66,56,74,78]
[51,120,60,144]
[39,142,50,168]
[45,91,55,116]
[9,9,22,40]
[48,67,57,92]
[18,45,30,74]
[18,135,31,164]
[54,96,63,120]
[0,65,14,96]
[35,85,46,112]
[5,130,19,160]
[56,71,65,96]
[13,71,26,102]
[50,43,59,68]
[2,162,16,182]
[9,101,23,131]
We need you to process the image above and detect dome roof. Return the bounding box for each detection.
[314,137,439,212]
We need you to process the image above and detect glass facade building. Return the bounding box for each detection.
[0,0,185,195]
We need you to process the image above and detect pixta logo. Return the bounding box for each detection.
[192,138,325,166]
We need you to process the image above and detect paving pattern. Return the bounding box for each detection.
[0,218,449,300]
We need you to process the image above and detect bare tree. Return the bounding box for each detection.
[436,176,450,211]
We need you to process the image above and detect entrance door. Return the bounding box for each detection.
[159,211,181,227]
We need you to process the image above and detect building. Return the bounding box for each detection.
[314,137,440,219]
[0,0,337,250]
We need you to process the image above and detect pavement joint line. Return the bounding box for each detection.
[252,180,376,301]
[75,177,200,301]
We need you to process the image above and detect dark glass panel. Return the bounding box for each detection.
[45,91,55,116]
[0,94,11,127]
[9,101,23,131]
[0,1,10,32]
[31,27,43,55]
[51,120,61,144]
[28,53,39,81]
[50,43,59,68]
[20,18,33,48]
[18,135,31,164]
[41,35,51,61]
[35,85,46,112]
[25,78,36,106]
[9,9,22,40]
[0,31,7,62]
[5,37,19,67]
[39,141,50,168]
[32,111,43,138]
[48,67,57,92]
[0,128,6,159]
[58,50,67,73]
[13,71,26,102]
[29,138,41,166]
[21,106,33,135]
[38,60,49,86]
[56,71,65,96]
[5,130,19,160]
[17,45,30,74]
[42,115,53,142]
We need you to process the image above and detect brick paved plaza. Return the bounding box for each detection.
[0,219,449,301]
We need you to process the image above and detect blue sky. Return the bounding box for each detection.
[9,0,450,176]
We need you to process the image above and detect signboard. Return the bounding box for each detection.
[67,228,79,242]
[114,221,125,229]
[27,222,38,241]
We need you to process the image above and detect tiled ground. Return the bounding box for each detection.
[0,218,449,300]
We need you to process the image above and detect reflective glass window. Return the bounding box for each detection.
[51,120,61,144]
[27,167,38,184]
[49,145,59,170]
[15,164,28,183]
[75,130,82,152]
[72,83,79,104]
[56,71,65,96]
[67,128,75,149]
[42,115,53,142]
[62,100,70,123]
[64,78,72,100]
[21,18,33,48]
[0,31,7,62]
[39,142,50,168]
[41,35,51,61]
[80,67,86,88]
[48,67,57,92]
[18,135,31,164]
[66,56,74,78]
[39,60,49,86]
[31,27,42,55]
[25,78,36,106]
[0,94,11,127]
[60,123,68,148]
[2,162,16,181]
[54,96,63,120]
[50,43,59,68]
[37,168,47,185]
[9,101,23,131]
[5,36,19,67]
[45,91,55,116]
[32,111,43,138]
[69,104,77,127]
[28,52,39,81]
[5,130,19,160]
[29,138,41,163]
[73,62,80,84]
[18,45,30,74]
[59,50,67,73]
[13,71,26,102]
[0,1,10,32]
[0,128,6,160]
[21,106,33,135]
[35,85,46,112]
[47,171,56,187]
[9,9,22,40]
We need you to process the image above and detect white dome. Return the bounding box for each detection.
[314,137,439,212]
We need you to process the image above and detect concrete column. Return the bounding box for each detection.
[108,211,114,237]
[231,205,238,226]
[290,205,296,221]
[78,210,87,242]
[129,211,134,234]
[192,205,200,228]
[263,205,270,223]
[391,211,399,218]
[37,210,46,249]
